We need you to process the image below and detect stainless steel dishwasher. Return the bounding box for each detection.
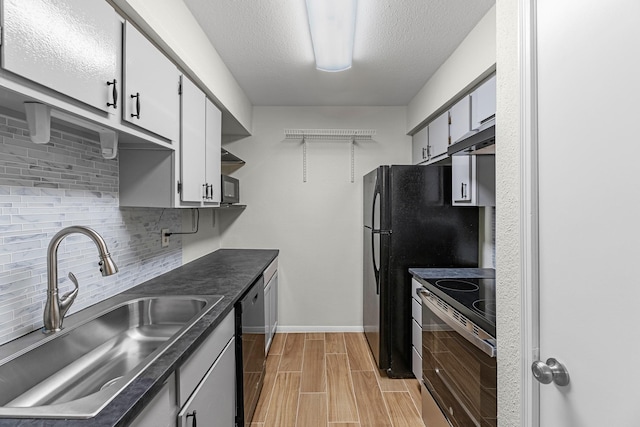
[235,276,265,427]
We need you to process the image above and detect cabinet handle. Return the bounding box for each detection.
[461,183,465,198]
[106,79,118,109]
[480,114,496,125]
[186,410,197,427]
[421,147,426,159]
[208,184,213,199]
[130,93,140,118]
[426,145,431,159]
[203,183,211,200]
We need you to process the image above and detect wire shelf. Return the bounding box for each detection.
[284,128,376,141]
[284,129,376,183]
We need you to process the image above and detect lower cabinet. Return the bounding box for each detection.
[130,310,236,427]
[129,373,177,427]
[178,337,236,427]
[263,258,279,353]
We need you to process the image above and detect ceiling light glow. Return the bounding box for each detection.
[305,0,357,72]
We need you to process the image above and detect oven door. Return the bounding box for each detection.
[420,290,497,427]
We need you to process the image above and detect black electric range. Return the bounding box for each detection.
[410,268,496,338]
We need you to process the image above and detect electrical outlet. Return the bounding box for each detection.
[161,229,170,248]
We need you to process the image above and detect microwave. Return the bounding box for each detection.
[221,175,239,204]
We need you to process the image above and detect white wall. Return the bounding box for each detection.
[181,209,222,264]
[496,0,522,425]
[407,6,496,134]
[110,0,252,135]
[219,106,410,331]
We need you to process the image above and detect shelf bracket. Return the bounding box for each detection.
[24,102,118,159]
[302,137,307,183]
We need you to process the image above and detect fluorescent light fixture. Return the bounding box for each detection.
[305,0,357,72]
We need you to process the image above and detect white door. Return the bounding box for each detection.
[533,1,640,425]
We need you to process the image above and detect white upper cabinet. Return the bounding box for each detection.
[452,155,474,204]
[179,77,221,205]
[180,76,207,203]
[1,0,121,114]
[123,21,180,141]
[452,155,495,207]
[471,75,497,130]
[427,111,450,162]
[204,99,222,204]
[411,126,429,164]
[449,95,472,145]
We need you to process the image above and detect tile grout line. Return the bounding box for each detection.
[261,333,287,424]
[294,334,304,426]
[343,333,362,425]
[402,379,422,416]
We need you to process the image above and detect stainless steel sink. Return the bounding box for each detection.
[0,294,223,419]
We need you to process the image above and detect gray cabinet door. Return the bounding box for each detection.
[471,75,496,130]
[2,0,121,113]
[178,337,236,427]
[204,99,222,204]
[411,127,428,164]
[180,76,206,203]
[123,21,179,141]
[428,111,450,161]
[452,155,473,204]
[449,95,472,144]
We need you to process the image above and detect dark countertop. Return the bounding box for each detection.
[409,267,495,280]
[0,248,278,427]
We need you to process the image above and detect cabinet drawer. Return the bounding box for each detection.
[411,278,423,303]
[263,257,278,284]
[178,337,236,427]
[178,310,234,407]
[412,298,422,322]
[412,318,422,354]
[412,345,422,380]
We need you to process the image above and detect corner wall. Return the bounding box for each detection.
[407,5,496,134]
[496,0,522,425]
[219,106,410,331]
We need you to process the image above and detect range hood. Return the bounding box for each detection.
[447,118,495,156]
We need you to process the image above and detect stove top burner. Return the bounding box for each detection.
[473,299,497,317]
[424,277,496,337]
[435,279,479,292]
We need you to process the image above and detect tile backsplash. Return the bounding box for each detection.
[0,113,182,345]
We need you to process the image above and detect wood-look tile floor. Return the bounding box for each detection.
[250,332,424,427]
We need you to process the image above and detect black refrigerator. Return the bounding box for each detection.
[363,164,479,378]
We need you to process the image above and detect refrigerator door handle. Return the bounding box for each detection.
[371,230,379,294]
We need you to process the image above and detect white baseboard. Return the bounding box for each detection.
[276,325,364,333]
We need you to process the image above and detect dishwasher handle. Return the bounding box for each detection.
[419,290,497,358]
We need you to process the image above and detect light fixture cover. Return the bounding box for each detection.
[305,0,357,72]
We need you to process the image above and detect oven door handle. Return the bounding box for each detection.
[419,290,497,358]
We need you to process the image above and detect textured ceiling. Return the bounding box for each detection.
[183,0,495,106]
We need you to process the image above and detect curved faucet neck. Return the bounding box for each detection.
[44,226,117,333]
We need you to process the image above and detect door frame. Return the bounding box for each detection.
[519,0,540,426]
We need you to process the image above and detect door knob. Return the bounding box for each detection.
[531,358,570,386]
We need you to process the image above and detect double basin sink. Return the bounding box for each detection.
[0,293,223,419]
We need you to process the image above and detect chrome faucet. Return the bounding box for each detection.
[43,226,118,333]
